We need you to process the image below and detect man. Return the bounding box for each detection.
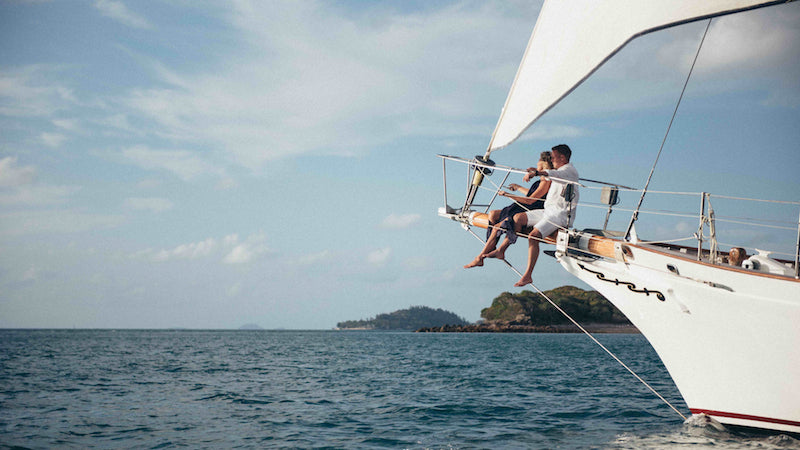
[484,144,579,287]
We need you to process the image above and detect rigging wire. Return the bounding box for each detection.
[474,179,800,233]
[464,228,688,421]
[625,19,713,241]
[472,166,799,221]
[463,154,798,257]
[473,171,799,261]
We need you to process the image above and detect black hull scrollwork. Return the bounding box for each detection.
[578,263,666,301]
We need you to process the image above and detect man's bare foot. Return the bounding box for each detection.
[485,249,505,260]
[514,276,532,287]
[463,257,484,269]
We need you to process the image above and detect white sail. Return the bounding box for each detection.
[488,0,785,152]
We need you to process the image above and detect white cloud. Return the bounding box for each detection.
[381,213,421,229]
[222,245,253,264]
[151,238,218,262]
[136,178,162,189]
[698,8,800,106]
[52,118,79,131]
[0,157,77,206]
[543,5,800,119]
[519,125,585,142]
[0,184,78,206]
[97,114,136,133]
[135,232,270,264]
[121,145,223,181]
[0,66,76,117]
[292,250,331,266]
[94,0,151,29]
[40,132,67,148]
[0,157,36,187]
[124,197,173,213]
[113,1,542,168]
[0,210,123,236]
[223,234,239,246]
[697,11,799,76]
[6,2,795,178]
[367,247,391,265]
[223,233,270,264]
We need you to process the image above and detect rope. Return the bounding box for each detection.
[465,228,688,421]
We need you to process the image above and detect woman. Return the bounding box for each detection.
[464,151,554,269]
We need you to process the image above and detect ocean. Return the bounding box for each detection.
[1,330,797,449]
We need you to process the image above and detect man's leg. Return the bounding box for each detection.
[514,228,542,287]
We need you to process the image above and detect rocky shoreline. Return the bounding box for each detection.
[416,322,639,333]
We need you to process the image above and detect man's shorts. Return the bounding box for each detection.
[523,209,561,238]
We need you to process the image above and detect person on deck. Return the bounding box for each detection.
[727,247,747,266]
[485,144,579,287]
[464,151,554,269]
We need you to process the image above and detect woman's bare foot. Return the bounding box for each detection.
[514,276,532,287]
[463,256,484,269]
[485,248,505,260]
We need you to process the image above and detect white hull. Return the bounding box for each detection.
[557,231,800,433]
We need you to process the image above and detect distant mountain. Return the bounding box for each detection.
[337,306,470,331]
[238,323,264,330]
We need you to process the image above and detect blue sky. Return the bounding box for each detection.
[1,1,798,329]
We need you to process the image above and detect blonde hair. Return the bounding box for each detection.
[540,151,554,169]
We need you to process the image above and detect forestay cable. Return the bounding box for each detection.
[465,228,687,421]
[625,19,713,241]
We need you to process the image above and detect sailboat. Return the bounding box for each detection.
[438,0,800,434]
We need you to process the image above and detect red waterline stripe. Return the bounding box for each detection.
[690,408,800,428]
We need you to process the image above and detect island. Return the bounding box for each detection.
[336,306,470,331]
[418,286,636,333]
[336,286,636,333]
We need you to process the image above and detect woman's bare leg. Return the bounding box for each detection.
[486,212,528,260]
[464,210,502,268]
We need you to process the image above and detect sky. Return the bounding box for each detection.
[1,0,798,329]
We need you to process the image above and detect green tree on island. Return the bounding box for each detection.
[337,306,469,331]
[337,287,630,332]
[481,286,629,325]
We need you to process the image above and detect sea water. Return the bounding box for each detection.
[0,330,797,449]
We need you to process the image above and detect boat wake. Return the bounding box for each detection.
[608,417,800,449]
[685,412,726,431]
